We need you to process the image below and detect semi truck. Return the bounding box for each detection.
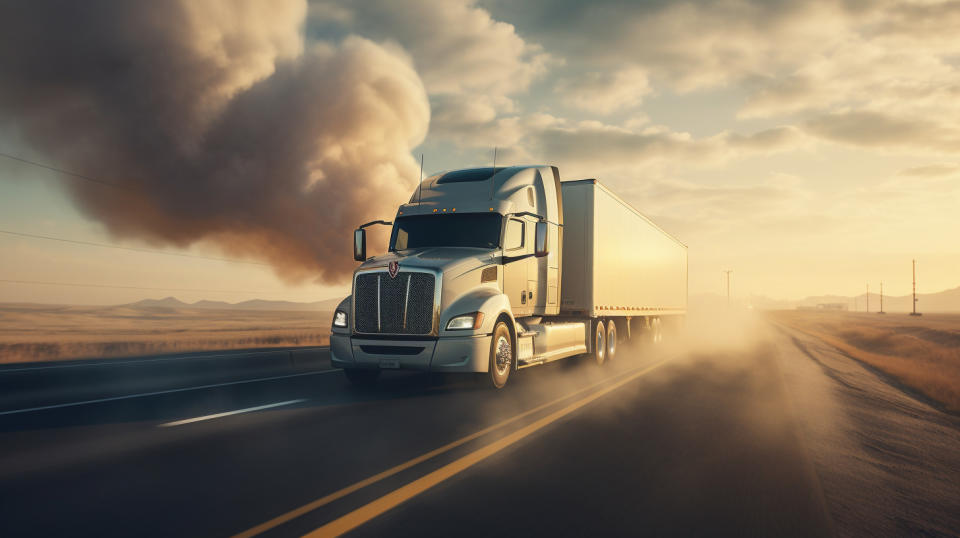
[330,166,687,388]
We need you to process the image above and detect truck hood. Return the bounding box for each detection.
[359,247,497,279]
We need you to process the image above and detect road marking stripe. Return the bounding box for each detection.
[305,359,670,538]
[0,347,330,374]
[159,399,307,427]
[233,359,669,538]
[0,370,339,416]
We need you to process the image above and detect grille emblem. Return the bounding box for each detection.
[388,261,399,279]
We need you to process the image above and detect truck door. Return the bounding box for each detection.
[502,217,534,316]
[526,218,541,312]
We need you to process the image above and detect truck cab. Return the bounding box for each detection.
[330,166,561,388]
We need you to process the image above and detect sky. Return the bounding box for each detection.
[0,0,958,305]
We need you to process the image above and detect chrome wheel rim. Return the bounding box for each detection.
[495,335,511,376]
[608,327,616,357]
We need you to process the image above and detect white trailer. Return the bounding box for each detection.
[560,179,688,321]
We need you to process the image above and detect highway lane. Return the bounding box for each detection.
[0,346,332,416]
[1,318,958,537]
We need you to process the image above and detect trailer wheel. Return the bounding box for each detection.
[344,368,380,388]
[593,320,607,366]
[488,320,513,389]
[606,321,617,361]
[652,317,663,344]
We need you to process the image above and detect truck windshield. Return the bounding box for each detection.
[390,213,503,250]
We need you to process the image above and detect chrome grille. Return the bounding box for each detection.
[354,271,435,335]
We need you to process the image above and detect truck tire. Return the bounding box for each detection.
[652,317,663,344]
[592,320,607,366]
[488,321,513,389]
[606,320,617,361]
[344,368,380,388]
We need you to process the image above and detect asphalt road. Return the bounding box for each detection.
[1,317,957,537]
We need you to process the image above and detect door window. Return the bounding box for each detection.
[504,219,525,250]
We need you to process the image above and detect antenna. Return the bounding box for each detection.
[489,147,498,200]
[417,153,424,206]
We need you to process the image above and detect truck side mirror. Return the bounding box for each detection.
[353,228,366,261]
[535,221,549,258]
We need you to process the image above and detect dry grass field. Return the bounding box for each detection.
[769,310,960,412]
[0,303,332,364]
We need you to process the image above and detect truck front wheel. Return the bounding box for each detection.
[488,321,513,389]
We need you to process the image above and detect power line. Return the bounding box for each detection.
[0,229,270,266]
[0,152,319,298]
[0,152,274,267]
[0,278,307,296]
[0,152,127,189]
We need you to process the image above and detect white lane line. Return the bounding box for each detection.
[0,347,330,374]
[159,399,307,427]
[0,369,340,416]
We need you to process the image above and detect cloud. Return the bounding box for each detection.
[482,1,960,155]
[898,163,960,177]
[309,0,551,98]
[482,0,852,91]
[621,174,813,228]
[308,0,555,154]
[522,123,806,176]
[555,66,652,114]
[423,103,807,179]
[0,0,430,284]
[739,35,960,120]
[804,111,960,152]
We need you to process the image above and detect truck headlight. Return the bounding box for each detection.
[333,310,348,328]
[446,312,484,330]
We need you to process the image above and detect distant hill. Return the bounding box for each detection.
[128,297,192,308]
[690,286,960,313]
[126,296,343,311]
[793,286,960,313]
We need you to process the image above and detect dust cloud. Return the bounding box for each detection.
[465,305,777,426]
[0,0,429,283]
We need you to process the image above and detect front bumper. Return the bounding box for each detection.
[330,333,491,373]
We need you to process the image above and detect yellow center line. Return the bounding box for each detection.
[233,360,665,538]
[304,358,671,538]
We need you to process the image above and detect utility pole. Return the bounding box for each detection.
[911,259,922,316]
[879,281,885,314]
[866,283,869,313]
[722,270,733,307]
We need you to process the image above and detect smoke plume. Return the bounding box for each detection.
[0,0,429,283]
